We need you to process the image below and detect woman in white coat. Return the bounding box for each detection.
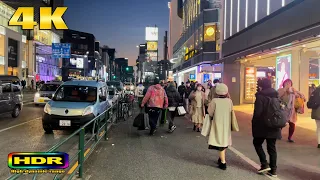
[208,83,233,170]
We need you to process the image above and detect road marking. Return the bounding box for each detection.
[229,146,281,180]
[67,148,91,174]
[0,117,41,133]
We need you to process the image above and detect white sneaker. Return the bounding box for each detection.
[169,125,177,133]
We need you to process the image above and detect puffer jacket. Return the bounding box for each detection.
[252,88,281,139]
[166,85,181,107]
[142,84,168,109]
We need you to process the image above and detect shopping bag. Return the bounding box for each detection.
[201,114,211,136]
[168,107,176,111]
[133,113,144,127]
[231,111,239,132]
[177,106,186,115]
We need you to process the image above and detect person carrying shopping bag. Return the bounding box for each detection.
[141,78,168,135]
[207,83,234,170]
[166,82,181,133]
[307,85,320,148]
[189,84,206,132]
[278,79,306,143]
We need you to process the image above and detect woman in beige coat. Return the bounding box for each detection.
[278,79,305,143]
[189,84,205,132]
[208,83,233,170]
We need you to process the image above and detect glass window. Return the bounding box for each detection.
[12,84,20,92]
[40,84,60,91]
[1,83,11,93]
[53,85,97,102]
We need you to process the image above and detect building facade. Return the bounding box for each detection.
[168,0,183,60]
[61,29,95,81]
[219,0,320,105]
[172,0,222,85]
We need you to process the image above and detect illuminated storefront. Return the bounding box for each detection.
[33,25,61,82]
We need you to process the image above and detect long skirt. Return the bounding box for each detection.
[192,107,204,124]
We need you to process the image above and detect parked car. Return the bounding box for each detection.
[106,81,124,91]
[34,81,62,106]
[42,80,111,133]
[0,76,23,118]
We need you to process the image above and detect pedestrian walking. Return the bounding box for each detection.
[207,83,234,170]
[278,79,306,143]
[307,85,320,148]
[208,79,220,102]
[141,78,168,135]
[178,82,186,103]
[31,79,34,90]
[189,84,205,132]
[166,82,181,133]
[184,82,193,113]
[252,78,281,177]
[135,82,145,108]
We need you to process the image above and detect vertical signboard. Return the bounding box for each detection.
[145,27,158,41]
[8,38,18,67]
[276,54,291,89]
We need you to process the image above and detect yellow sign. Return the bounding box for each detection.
[147,42,158,51]
[9,7,68,30]
[204,25,216,42]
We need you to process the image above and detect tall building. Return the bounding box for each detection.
[172,0,222,85]
[168,0,183,60]
[218,0,320,105]
[0,0,64,84]
[114,58,128,82]
[61,29,95,81]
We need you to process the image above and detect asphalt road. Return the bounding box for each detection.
[0,93,79,179]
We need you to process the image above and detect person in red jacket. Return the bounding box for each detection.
[141,78,168,135]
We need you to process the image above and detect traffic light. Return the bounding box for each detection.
[126,67,129,71]
[113,75,116,79]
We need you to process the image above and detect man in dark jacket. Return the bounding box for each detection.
[252,78,281,178]
[166,82,181,132]
[178,82,186,102]
[184,82,193,112]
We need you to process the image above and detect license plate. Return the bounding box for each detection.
[59,120,71,126]
[39,99,44,102]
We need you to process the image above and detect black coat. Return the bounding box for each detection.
[252,88,282,139]
[178,85,186,96]
[166,86,181,107]
[184,87,193,99]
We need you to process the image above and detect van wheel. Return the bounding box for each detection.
[43,125,53,134]
[12,105,21,118]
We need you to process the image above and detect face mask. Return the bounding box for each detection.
[197,87,202,91]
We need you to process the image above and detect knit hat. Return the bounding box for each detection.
[215,83,228,95]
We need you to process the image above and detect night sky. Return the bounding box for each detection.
[64,0,169,66]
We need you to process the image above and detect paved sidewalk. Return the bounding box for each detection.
[80,107,320,180]
[82,115,270,180]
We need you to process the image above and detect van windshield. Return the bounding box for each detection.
[53,85,97,102]
[40,84,60,91]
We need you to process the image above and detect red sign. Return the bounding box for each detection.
[246,67,254,74]
[35,74,40,82]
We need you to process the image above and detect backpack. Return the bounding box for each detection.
[264,97,288,129]
[307,88,320,109]
[295,97,305,114]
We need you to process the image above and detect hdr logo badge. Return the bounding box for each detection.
[8,7,68,30]
[8,152,69,169]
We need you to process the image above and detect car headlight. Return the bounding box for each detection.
[82,106,94,116]
[44,104,51,114]
[35,92,40,98]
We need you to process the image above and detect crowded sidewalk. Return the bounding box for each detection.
[82,107,320,180]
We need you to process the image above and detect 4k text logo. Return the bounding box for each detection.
[8,7,68,30]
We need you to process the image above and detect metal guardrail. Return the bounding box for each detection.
[7,101,120,180]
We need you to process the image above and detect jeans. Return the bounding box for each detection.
[148,108,161,130]
[288,122,296,140]
[167,109,176,129]
[253,138,277,170]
